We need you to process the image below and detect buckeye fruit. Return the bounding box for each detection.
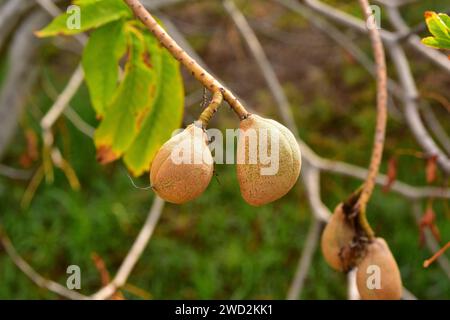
[150,123,214,204]
[321,203,356,271]
[236,114,301,206]
[356,237,402,300]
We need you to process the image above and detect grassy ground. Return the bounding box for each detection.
[0,0,449,299]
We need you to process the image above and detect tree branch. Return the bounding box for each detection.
[0,227,89,300]
[91,197,165,300]
[287,218,323,300]
[123,0,249,120]
[353,0,388,240]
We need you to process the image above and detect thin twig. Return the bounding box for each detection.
[388,43,450,173]
[224,0,295,131]
[318,158,450,200]
[40,65,84,133]
[386,7,450,74]
[91,197,165,300]
[353,0,388,239]
[0,227,89,300]
[0,12,45,158]
[0,164,32,180]
[287,218,323,300]
[303,0,396,42]
[0,0,35,50]
[421,103,450,156]
[276,0,403,120]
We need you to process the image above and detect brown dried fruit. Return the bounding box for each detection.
[356,238,402,300]
[150,124,214,204]
[321,203,356,271]
[236,114,301,206]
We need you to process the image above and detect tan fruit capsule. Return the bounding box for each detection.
[150,124,214,204]
[236,114,301,206]
[356,238,402,300]
[321,203,356,271]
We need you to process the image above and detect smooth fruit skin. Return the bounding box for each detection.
[356,238,402,300]
[150,124,213,204]
[321,203,355,271]
[236,114,301,206]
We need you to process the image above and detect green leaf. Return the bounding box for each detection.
[438,13,450,29]
[421,36,442,48]
[124,47,184,176]
[425,12,449,40]
[422,36,450,50]
[422,12,450,51]
[36,0,131,37]
[94,29,161,163]
[82,20,127,116]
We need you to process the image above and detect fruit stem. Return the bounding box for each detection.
[198,90,223,128]
[358,204,375,240]
[354,0,388,240]
[123,0,250,120]
[343,186,374,240]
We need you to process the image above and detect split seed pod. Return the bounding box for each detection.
[356,238,402,300]
[236,114,301,206]
[321,203,356,271]
[150,124,214,204]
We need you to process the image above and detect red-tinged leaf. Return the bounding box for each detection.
[25,129,39,161]
[19,129,39,168]
[419,203,441,244]
[426,155,438,183]
[91,252,124,300]
[383,156,397,192]
[96,145,119,164]
[424,11,434,20]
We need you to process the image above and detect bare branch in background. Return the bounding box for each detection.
[275,0,403,119]
[0,0,35,50]
[388,43,450,173]
[91,197,165,300]
[303,0,396,42]
[386,7,450,74]
[300,0,450,174]
[0,12,48,159]
[353,0,388,236]
[287,219,323,300]
[0,164,32,180]
[40,65,84,147]
[318,158,450,200]
[421,103,450,156]
[0,228,89,300]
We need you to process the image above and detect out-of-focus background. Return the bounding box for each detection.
[0,0,449,299]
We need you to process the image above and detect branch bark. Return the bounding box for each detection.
[124,0,249,120]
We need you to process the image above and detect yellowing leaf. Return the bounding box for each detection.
[422,12,450,50]
[94,30,160,163]
[36,0,131,37]
[124,49,184,176]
